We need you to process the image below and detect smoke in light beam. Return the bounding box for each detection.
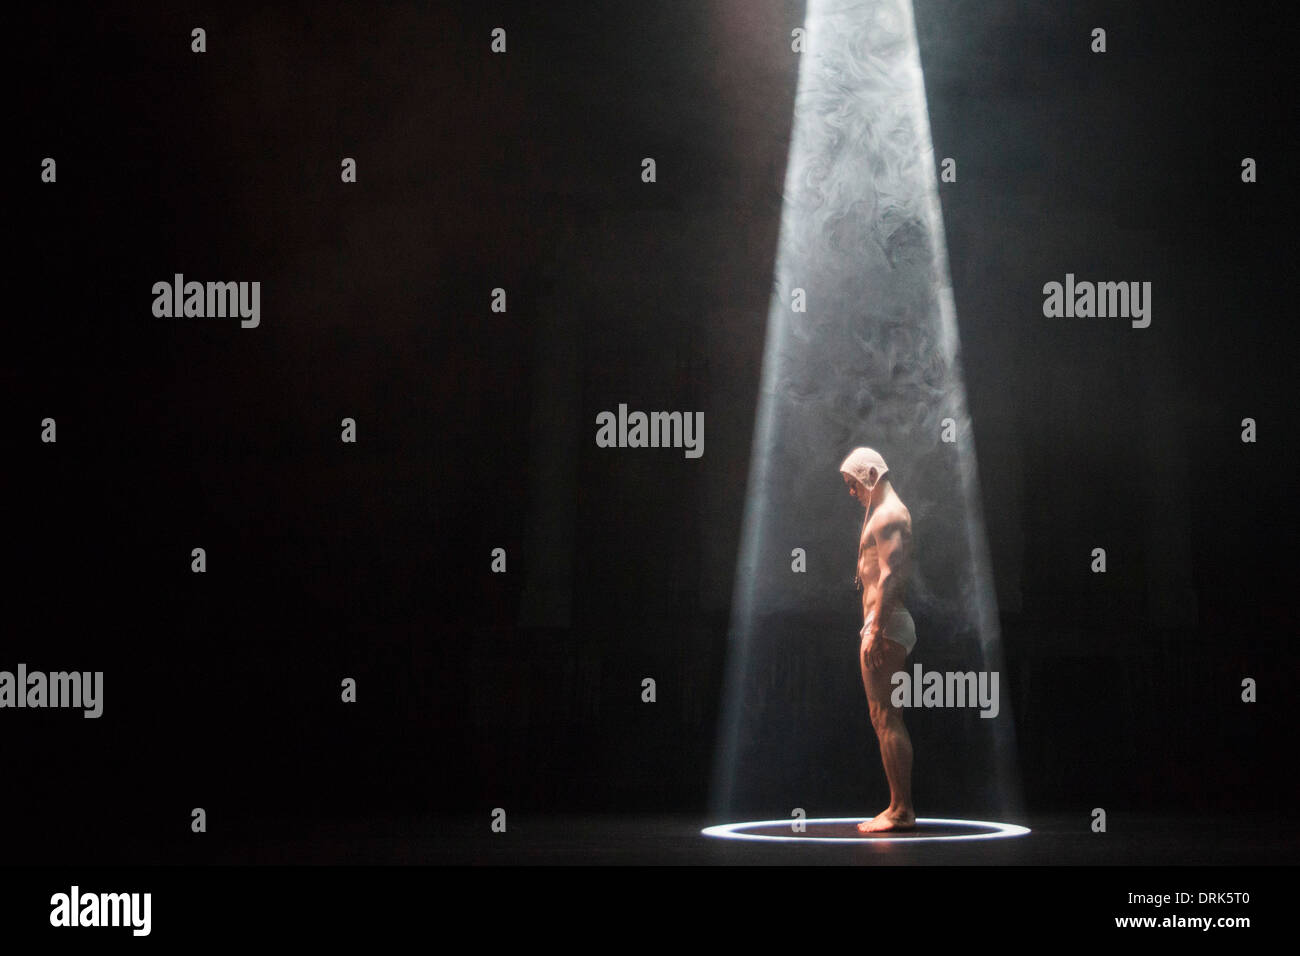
[711,0,1022,821]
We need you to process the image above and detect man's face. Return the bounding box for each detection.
[844,472,870,506]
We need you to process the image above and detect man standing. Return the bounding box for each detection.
[840,447,917,832]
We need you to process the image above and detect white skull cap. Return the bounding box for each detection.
[839,447,889,488]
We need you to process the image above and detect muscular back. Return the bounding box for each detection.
[858,497,913,619]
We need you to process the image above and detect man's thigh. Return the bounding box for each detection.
[865,638,908,707]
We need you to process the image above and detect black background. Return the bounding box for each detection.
[8,0,1297,863]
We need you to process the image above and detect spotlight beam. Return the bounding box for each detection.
[711,0,1022,820]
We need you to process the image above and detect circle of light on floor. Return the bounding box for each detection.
[701,817,1030,844]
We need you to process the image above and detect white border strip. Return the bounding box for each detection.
[701,817,1031,844]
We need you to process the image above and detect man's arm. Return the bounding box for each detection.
[870,520,910,629]
[862,519,911,667]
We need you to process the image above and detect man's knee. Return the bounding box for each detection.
[868,701,901,734]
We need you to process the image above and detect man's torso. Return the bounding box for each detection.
[858,497,912,616]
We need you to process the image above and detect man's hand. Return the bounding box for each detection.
[861,621,886,670]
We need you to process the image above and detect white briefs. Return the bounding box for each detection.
[862,607,917,655]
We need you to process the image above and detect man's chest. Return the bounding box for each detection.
[858,529,879,569]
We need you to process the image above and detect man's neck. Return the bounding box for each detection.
[868,480,892,511]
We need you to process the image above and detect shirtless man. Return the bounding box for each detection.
[840,447,916,833]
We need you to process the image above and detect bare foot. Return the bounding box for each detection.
[857,809,916,833]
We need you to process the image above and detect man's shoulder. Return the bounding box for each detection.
[870,500,912,532]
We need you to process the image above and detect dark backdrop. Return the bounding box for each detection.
[8,0,1296,861]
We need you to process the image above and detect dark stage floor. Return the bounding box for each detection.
[119,811,1299,866]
